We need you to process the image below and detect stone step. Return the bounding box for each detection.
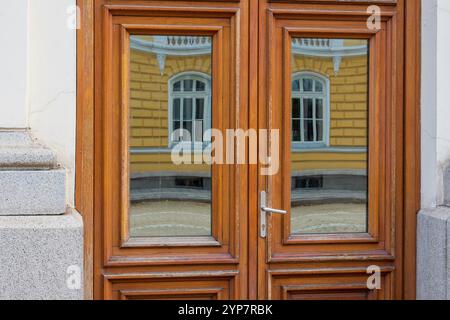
[0,209,83,299]
[417,207,450,300]
[0,130,66,215]
[0,131,58,169]
[0,169,66,215]
[444,165,450,206]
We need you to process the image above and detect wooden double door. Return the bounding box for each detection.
[89,0,419,300]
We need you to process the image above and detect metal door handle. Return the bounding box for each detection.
[260,191,288,238]
[261,207,288,215]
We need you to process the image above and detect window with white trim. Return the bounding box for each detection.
[169,73,211,146]
[292,72,329,148]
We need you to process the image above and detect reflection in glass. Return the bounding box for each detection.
[129,35,212,237]
[290,38,369,234]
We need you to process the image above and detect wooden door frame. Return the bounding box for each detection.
[76,0,421,300]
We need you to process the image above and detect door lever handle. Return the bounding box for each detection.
[260,191,288,238]
[261,206,288,215]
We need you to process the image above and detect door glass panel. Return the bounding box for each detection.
[129,35,212,237]
[290,38,369,234]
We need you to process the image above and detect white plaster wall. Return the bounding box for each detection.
[28,0,77,205]
[421,0,438,208]
[435,0,450,198]
[421,0,450,208]
[0,1,29,128]
[0,0,77,204]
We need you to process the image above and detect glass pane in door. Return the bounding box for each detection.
[290,38,369,234]
[128,35,212,237]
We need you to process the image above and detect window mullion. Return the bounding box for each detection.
[313,97,317,142]
[193,97,197,144]
[300,98,304,143]
[181,97,185,141]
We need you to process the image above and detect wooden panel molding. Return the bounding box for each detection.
[269,0,397,5]
[268,267,394,300]
[104,271,238,300]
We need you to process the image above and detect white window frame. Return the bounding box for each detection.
[292,71,330,149]
[168,71,212,149]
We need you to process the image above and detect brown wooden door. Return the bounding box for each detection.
[88,0,418,300]
[254,0,411,300]
[94,0,250,300]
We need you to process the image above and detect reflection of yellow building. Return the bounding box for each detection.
[129,36,212,175]
[129,37,368,177]
[128,36,369,234]
[130,36,368,205]
[291,53,368,173]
